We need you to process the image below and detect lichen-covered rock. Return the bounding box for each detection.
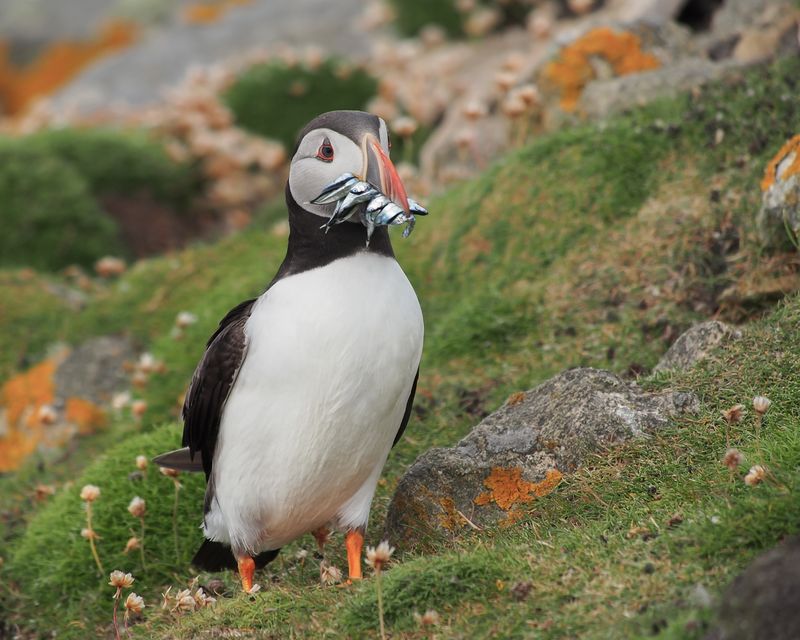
[538,23,686,116]
[757,135,800,252]
[54,335,135,404]
[654,321,741,373]
[710,536,800,640]
[385,368,698,549]
[0,336,134,471]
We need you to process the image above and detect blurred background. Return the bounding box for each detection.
[1,0,795,273]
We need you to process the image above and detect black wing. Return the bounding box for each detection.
[392,368,419,448]
[182,298,256,479]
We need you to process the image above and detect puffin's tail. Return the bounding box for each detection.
[192,540,281,572]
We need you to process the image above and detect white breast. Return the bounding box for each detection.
[205,252,423,554]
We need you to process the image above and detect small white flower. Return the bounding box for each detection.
[414,609,441,626]
[124,592,145,616]
[36,404,57,425]
[723,448,744,470]
[175,311,198,329]
[111,391,131,410]
[753,396,772,415]
[173,588,196,611]
[721,404,745,424]
[128,496,146,518]
[80,484,100,502]
[744,465,766,486]
[138,352,156,372]
[320,561,342,586]
[365,540,395,573]
[193,588,217,608]
[109,570,135,589]
[131,399,148,418]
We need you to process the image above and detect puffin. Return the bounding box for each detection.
[154,110,424,592]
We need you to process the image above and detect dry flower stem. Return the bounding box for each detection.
[376,569,386,640]
[171,478,181,562]
[111,586,122,640]
[85,501,104,574]
[365,541,394,640]
[138,517,146,569]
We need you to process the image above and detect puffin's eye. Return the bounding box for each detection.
[316,138,334,162]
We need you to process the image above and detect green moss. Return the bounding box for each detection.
[341,549,506,632]
[0,128,201,272]
[0,141,123,271]
[3,422,205,638]
[27,128,199,207]
[388,0,464,38]
[387,0,531,38]
[225,58,378,150]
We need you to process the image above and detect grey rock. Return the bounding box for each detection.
[756,141,800,252]
[53,336,135,404]
[654,321,741,373]
[385,368,698,549]
[709,0,776,40]
[710,536,800,640]
[52,0,368,113]
[613,0,688,25]
[0,0,115,41]
[701,0,799,63]
[579,57,740,120]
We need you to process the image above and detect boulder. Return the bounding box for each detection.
[385,367,698,549]
[54,335,135,404]
[578,57,739,120]
[709,536,800,640]
[756,135,800,252]
[654,321,741,373]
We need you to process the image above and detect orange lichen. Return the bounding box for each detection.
[0,359,57,472]
[65,397,107,435]
[541,27,661,112]
[761,134,800,191]
[507,391,526,406]
[475,467,562,511]
[182,0,252,25]
[437,496,464,531]
[0,20,138,116]
[1,359,56,427]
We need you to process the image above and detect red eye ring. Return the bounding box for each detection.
[316,138,334,162]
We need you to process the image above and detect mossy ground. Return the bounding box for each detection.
[1,57,800,638]
[225,58,378,150]
[0,128,201,271]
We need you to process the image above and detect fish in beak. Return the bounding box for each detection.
[310,135,427,244]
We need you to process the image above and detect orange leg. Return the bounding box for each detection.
[312,526,330,555]
[237,555,255,593]
[345,529,364,581]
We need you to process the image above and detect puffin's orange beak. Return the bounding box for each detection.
[361,134,409,213]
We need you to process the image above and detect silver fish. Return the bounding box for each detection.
[408,198,428,216]
[371,202,406,227]
[311,173,359,204]
[312,173,426,244]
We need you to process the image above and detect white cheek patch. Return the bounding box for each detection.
[289,129,365,219]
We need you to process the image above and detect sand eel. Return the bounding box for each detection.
[154,110,425,592]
